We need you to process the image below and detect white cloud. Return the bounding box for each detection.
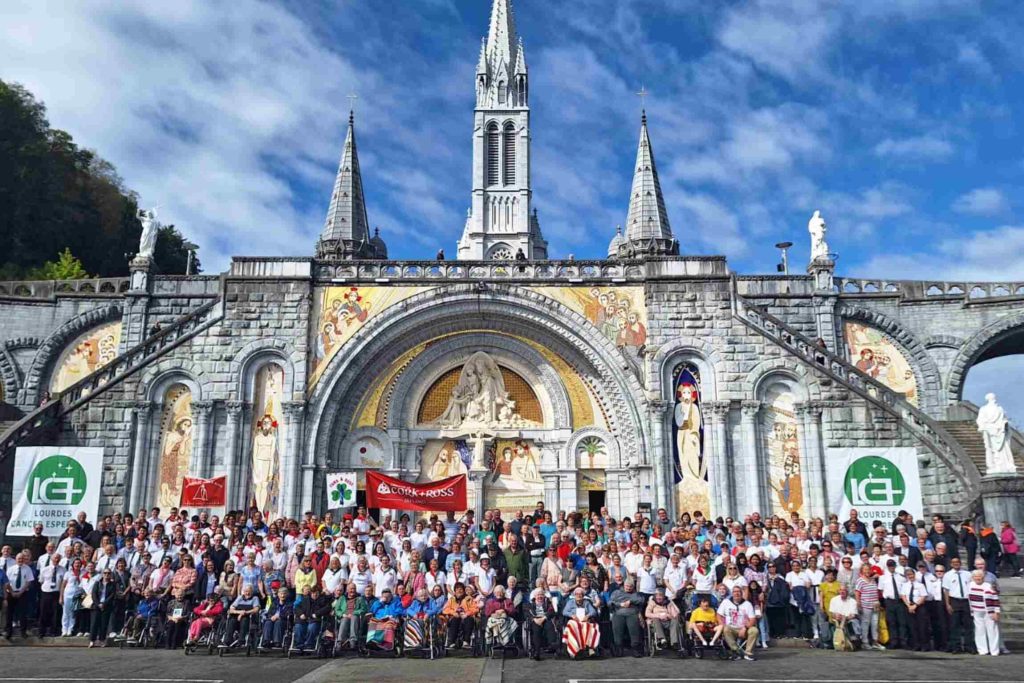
[952,187,1010,216]
[856,225,1024,281]
[957,42,995,78]
[873,135,955,161]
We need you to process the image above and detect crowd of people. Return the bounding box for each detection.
[1,503,1020,662]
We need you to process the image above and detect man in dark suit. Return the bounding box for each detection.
[422,536,448,571]
[895,535,923,568]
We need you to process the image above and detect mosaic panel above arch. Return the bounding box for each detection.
[49,320,122,393]
[842,321,919,406]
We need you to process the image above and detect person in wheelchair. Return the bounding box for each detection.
[185,592,223,646]
[526,588,557,661]
[609,580,645,657]
[332,583,367,651]
[687,595,722,653]
[365,587,404,652]
[403,588,440,651]
[645,587,682,651]
[561,586,600,659]
[261,587,293,649]
[292,585,332,653]
[220,584,260,648]
[442,582,479,649]
[164,586,192,650]
[126,588,161,645]
[483,585,518,650]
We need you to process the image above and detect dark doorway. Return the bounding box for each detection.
[354,490,380,524]
[588,490,606,514]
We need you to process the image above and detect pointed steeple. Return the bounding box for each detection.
[487,0,517,72]
[514,37,527,75]
[476,37,489,76]
[316,110,382,260]
[619,111,678,257]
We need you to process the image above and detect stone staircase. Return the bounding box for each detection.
[999,578,1024,649]
[730,283,982,518]
[940,402,1024,476]
[0,298,223,461]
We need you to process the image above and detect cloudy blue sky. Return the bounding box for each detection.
[2,0,1023,419]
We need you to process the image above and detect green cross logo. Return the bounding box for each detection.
[28,455,87,506]
[843,455,905,506]
[330,479,354,506]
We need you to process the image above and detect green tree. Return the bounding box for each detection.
[154,224,202,275]
[36,248,90,280]
[0,80,200,278]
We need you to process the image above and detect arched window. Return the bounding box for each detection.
[503,122,516,185]
[497,80,506,104]
[486,123,500,186]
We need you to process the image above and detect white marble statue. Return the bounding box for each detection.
[808,210,829,261]
[436,351,532,430]
[137,208,159,259]
[976,393,1018,475]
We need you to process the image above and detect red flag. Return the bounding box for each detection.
[366,471,467,511]
[180,476,227,507]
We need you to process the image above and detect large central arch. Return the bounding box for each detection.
[303,284,650,512]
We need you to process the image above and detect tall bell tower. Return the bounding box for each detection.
[457,0,547,260]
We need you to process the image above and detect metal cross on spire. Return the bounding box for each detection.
[636,84,649,112]
[347,92,359,113]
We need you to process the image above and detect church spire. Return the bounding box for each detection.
[487,0,517,72]
[316,110,383,260]
[618,110,678,258]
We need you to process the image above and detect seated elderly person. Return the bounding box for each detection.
[526,588,557,661]
[827,583,860,649]
[610,579,646,657]
[403,588,439,649]
[645,587,681,650]
[442,582,479,648]
[484,585,519,649]
[561,586,600,659]
[366,588,403,651]
[220,584,260,647]
[292,585,332,651]
[186,592,224,645]
[261,587,293,648]
[333,583,367,650]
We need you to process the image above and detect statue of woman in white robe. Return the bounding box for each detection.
[977,393,1018,474]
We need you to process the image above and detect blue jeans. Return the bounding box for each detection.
[293,619,320,649]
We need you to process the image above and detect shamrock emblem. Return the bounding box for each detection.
[330,480,354,505]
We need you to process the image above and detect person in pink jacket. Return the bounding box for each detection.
[1000,521,1021,577]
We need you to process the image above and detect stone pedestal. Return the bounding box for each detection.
[980,474,1024,531]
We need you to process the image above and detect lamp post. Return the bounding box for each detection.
[775,241,793,275]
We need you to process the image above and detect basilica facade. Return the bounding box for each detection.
[2,0,1023,526]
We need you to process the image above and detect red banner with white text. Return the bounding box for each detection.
[365,471,467,511]
[179,476,227,508]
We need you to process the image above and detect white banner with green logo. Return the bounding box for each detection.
[825,447,922,525]
[8,446,103,536]
[325,471,357,510]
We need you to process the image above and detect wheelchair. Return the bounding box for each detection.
[218,612,260,657]
[688,623,732,660]
[118,609,161,649]
[645,613,687,658]
[287,616,332,658]
[521,613,562,659]
[402,616,446,660]
[482,614,523,658]
[183,612,223,656]
[361,614,404,658]
[257,613,293,656]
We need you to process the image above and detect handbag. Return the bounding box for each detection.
[81,593,94,609]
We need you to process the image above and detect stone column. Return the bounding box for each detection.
[740,400,764,516]
[470,471,487,515]
[805,403,826,517]
[705,401,732,519]
[235,403,253,509]
[647,400,671,513]
[190,401,214,478]
[282,401,307,518]
[559,472,578,513]
[121,255,154,351]
[128,402,153,512]
[222,401,243,510]
[542,473,560,513]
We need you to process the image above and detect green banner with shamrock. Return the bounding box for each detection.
[325,471,358,509]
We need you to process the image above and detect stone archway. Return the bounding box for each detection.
[303,284,649,515]
[948,311,1024,406]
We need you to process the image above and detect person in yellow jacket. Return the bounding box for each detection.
[293,555,319,597]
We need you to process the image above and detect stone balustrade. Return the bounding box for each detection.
[0,277,131,300]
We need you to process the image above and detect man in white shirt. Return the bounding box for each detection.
[942,556,974,653]
[663,554,688,601]
[717,586,758,660]
[473,556,497,596]
[146,508,162,531]
[899,567,928,651]
[95,544,119,573]
[827,584,860,644]
[409,521,429,555]
[5,553,35,639]
[37,553,65,637]
[880,559,909,649]
[372,556,397,597]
